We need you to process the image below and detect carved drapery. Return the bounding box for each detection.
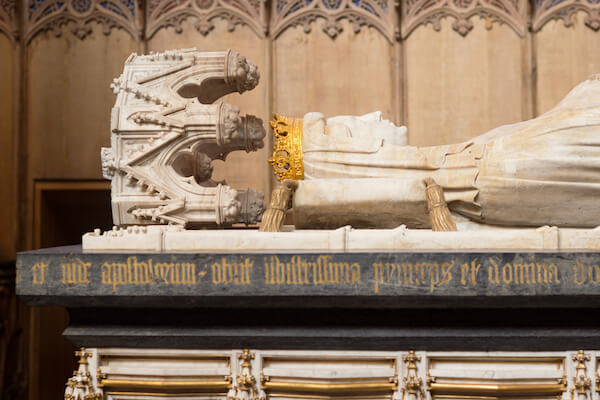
[145,0,266,39]
[0,0,17,41]
[270,0,397,42]
[400,0,526,37]
[24,0,140,43]
[532,0,600,32]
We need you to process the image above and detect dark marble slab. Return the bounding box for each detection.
[16,245,600,308]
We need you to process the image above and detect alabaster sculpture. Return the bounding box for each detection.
[86,49,600,251]
[102,49,265,228]
[274,76,600,229]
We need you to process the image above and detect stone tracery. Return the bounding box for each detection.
[24,0,139,42]
[532,0,600,32]
[400,0,527,38]
[270,0,396,42]
[0,0,17,41]
[145,0,266,39]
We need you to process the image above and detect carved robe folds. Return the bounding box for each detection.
[293,76,600,229]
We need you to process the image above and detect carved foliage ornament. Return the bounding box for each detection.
[400,0,526,38]
[24,0,140,43]
[533,0,600,32]
[146,0,266,39]
[271,0,396,42]
[0,0,17,41]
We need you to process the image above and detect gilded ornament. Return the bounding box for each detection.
[269,114,304,181]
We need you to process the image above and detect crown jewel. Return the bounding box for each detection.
[268,113,304,181]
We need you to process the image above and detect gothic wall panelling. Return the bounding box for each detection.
[0,35,15,262]
[24,0,140,43]
[147,18,270,198]
[534,12,600,114]
[273,19,396,129]
[146,0,266,39]
[272,3,398,148]
[533,0,600,32]
[404,16,530,146]
[0,0,17,41]
[271,0,397,41]
[400,0,527,37]
[25,23,140,250]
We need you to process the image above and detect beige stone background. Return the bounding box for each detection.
[1,0,600,398]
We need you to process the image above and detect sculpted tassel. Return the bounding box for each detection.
[259,180,298,232]
[424,178,457,232]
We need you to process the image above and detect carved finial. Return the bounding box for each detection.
[402,351,424,398]
[571,351,592,400]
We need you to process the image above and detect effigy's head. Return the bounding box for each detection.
[268,114,304,181]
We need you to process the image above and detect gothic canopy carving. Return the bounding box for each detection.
[400,0,527,38]
[532,0,600,32]
[24,0,140,43]
[270,0,397,43]
[145,0,266,39]
[0,0,17,41]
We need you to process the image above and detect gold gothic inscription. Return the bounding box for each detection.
[61,258,91,285]
[372,257,562,293]
[264,255,361,285]
[101,257,197,292]
[32,261,48,285]
[573,260,600,285]
[25,255,600,293]
[372,260,455,293]
[211,257,253,285]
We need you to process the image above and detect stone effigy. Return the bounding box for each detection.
[85,49,600,251]
[278,76,600,229]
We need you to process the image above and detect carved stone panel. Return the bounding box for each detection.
[24,0,140,43]
[270,0,397,42]
[400,0,527,37]
[146,0,266,39]
[0,0,16,41]
[533,0,600,32]
[105,49,266,227]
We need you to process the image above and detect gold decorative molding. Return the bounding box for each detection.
[269,113,304,182]
[96,378,232,390]
[24,0,140,43]
[261,381,398,394]
[428,383,567,396]
[570,350,592,400]
[532,0,600,32]
[400,0,527,38]
[64,348,103,400]
[0,0,17,42]
[146,0,266,39]
[270,0,397,42]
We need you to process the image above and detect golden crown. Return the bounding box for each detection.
[268,113,304,181]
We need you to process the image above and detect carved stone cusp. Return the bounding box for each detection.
[227,51,260,93]
[237,189,266,225]
[218,185,242,225]
[218,104,266,152]
[242,115,266,152]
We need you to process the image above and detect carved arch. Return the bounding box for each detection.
[400,0,527,38]
[270,0,397,43]
[24,0,140,44]
[532,0,600,32]
[0,0,17,42]
[145,0,266,39]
